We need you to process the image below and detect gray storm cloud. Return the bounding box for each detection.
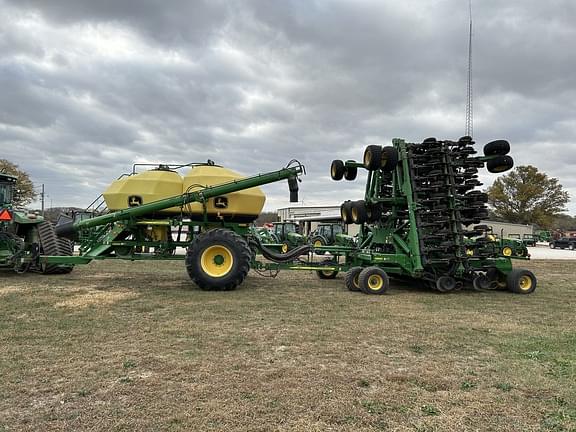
[0,0,574,212]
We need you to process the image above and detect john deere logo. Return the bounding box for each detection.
[128,195,143,207]
[214,196,228,209]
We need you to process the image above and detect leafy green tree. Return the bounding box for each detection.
[487,165,569,228]
[0,159,37,206]
[552,214,576,231]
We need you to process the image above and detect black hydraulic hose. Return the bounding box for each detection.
[249,238,311,263]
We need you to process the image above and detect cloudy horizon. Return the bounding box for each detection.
[1,0,575,214]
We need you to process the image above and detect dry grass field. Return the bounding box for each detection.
[1,260,575,431]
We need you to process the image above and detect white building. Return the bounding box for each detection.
[277,205,532,238]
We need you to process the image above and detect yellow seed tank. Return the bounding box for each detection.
[102,164,266,222]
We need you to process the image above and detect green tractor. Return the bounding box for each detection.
[522,234,537,247]
[535,229,551,243]
[465,226,529,259]
[0,172,73,274]
[309,223,355,247]
[269,222,307,253]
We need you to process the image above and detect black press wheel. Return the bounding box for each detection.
[483,140,510,156]
[363,145,382,171]
[435,276,457,292]
[381,146,399,172]
[472,274,495,291]
[507,269,537,294]
[345,266,363,292]
[487,155,514,173]
[358,266,389,295]
[331,160,345,180]
[186,228,251,291]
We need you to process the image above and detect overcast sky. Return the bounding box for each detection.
[1,0,575,213]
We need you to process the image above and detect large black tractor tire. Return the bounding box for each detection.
[487,155,514,173]
[358,266,389,295]
[311,236,328,248]
[483,140,510,156]
[363,145,383,171]
[507,269,537,294]
[36,221,74,274]
[331,160,345,180]
[186,228,251,291]
[344,166,358,181]
[345,266,363,292]
[381,146,399,172]
[351,200,368,224]
[340,200,354,224]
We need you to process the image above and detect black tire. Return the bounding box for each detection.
[331,160,345,181]
[381,146,399,172]
[358,266,389,294]
[435,276,457,292]
[487,155,514,173]
[351,200,368,224]
[472,274,494,291]
[569,244,575,251]
[363,145,382,171]
[311,236,327,248]
[186,228,251,291]
[483,140,510,156]
[549,242,555,249]
[341,201,353,224]
[507,269,537,294]
[345,266,363,291]
[316,259,338,279]
[344,166,358,181]
[36,221,73,274]
[55,237,75,274]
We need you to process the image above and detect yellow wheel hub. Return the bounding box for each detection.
[466,248,474,256]
[314,240,323,247]
[367,274,384,291]
[351,208,358,221]
[518,275,533,291]
[502,247,513,257]
[364,151,372,166]
[200,245,234,278]
[281,243,289,253]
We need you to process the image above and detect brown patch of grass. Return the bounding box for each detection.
[0,259,575,431]
[54,289,138,309]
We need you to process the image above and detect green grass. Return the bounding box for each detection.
[0,259,575,431]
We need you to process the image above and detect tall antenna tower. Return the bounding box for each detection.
[465,0,473,137]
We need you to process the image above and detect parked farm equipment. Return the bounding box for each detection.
[0,172,73,274]
[324,136,537,294]
[5,136,537,296]
[309,223,355,247]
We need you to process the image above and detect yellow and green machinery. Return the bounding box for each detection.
[0,172,73,274]
[4,137,537,295]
